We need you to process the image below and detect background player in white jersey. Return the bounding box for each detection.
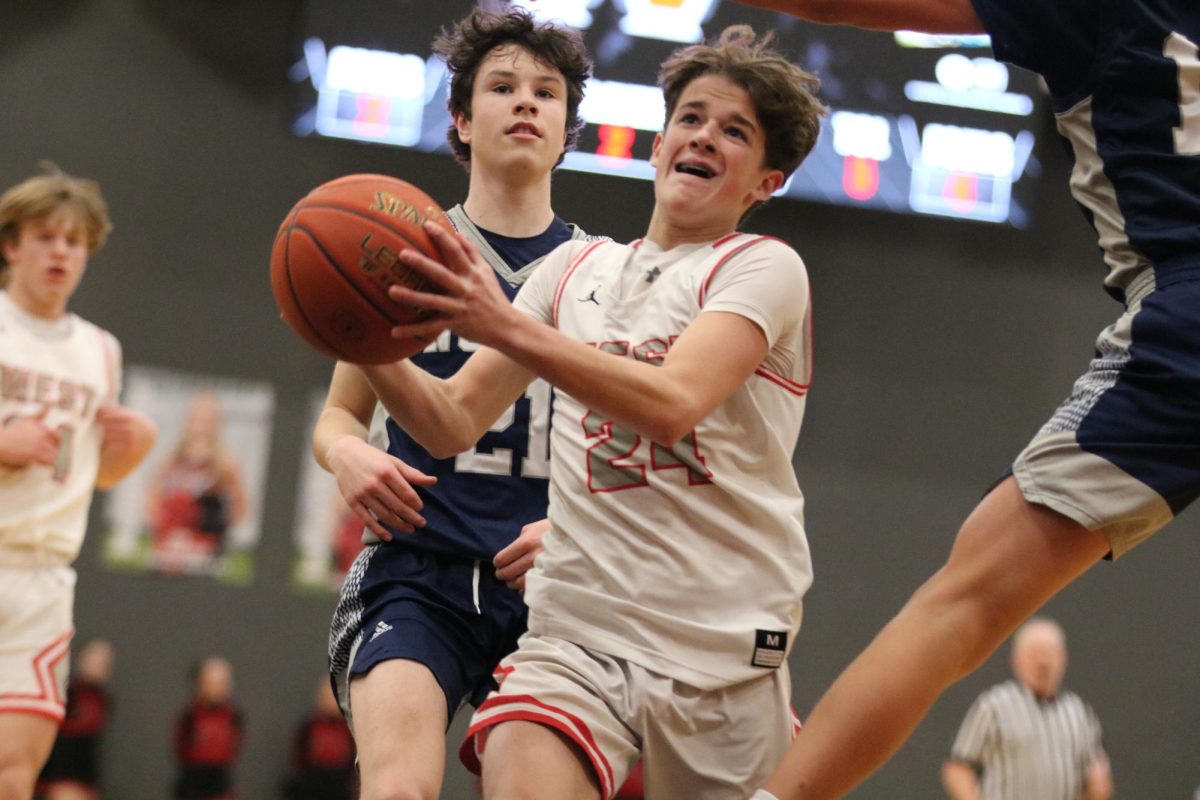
[0,165,156,800]
[312,9,599,800]
[358,25,825,799]
[724,2,1200,799]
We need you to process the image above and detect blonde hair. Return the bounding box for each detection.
[0,162,112,266]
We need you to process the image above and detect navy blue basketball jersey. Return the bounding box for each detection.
[378,205,597,560]
[970,0,1200,300]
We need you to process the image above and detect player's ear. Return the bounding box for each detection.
[649,132,664,168]
[752,168,786,203]
[453,111,472,145]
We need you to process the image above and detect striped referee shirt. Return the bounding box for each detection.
[949,679,1104,800]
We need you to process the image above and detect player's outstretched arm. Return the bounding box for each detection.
[95,406,157,489]
[313,362,436,539]
[731,0,984,34]
[388,222,773,447]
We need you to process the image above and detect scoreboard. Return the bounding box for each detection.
[290,0,1046,226]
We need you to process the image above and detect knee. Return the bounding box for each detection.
[908,564,1022,679]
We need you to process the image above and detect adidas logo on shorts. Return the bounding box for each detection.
[369,620,392,643]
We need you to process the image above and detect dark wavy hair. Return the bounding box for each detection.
[433,7,592,170]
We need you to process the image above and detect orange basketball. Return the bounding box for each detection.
[270,174,449,364]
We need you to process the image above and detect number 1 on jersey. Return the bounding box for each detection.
[1166,32,1200,155]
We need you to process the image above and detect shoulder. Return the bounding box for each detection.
[979,680,1024,706]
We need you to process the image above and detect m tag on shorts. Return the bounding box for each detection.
[752,629,787,669]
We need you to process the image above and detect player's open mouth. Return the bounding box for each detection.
[675,162,715,179]
[507,123,541,137]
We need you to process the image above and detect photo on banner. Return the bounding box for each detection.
[102,366,274,584]
[291,392,388,593]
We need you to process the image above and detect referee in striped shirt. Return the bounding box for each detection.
[942,618,1112,800]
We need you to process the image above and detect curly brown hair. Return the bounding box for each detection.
[433,7,592,170]
[0,162,112,266]
[658,25,826,178]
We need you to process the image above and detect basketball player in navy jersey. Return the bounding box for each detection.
[311,9,597,800]
[721,2,1200,798]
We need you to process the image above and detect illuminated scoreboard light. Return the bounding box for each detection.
[292,0,1046,227]
[308,44,432,146]
[909,123,1031,223]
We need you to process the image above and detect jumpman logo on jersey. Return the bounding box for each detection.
[579,285,602,305]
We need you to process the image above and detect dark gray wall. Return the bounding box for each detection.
[3,2,1196,797]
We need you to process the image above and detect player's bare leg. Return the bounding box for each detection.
[763,477,1111,800]
[349,659,448,800]
[0,713,57,800]
[480,720,600,800]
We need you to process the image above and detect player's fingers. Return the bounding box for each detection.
[352,502,394,541]
[375,489,427,530]
[388,286,462,315]
[396,247,464,292]
[390,317,452,341]
[380,470,425,510]
[422,220,473,274]
[493,537,526,568]
[396,462,437,488]
[495,552,536,582]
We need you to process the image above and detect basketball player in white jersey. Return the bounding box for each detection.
[357,26,826,799]
[0,166,157,800]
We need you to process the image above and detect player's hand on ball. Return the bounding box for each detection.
[387,221,521,348]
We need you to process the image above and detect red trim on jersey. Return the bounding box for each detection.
[791,706,803,738]
[0,629,71,718]
[698,235,772,306]
[711,232,742,249]
[552,240,610,329]
[0,704,64,722]
[753,366,809,396]
[461,694,616,798]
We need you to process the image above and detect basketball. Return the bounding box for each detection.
[270,173,450,364]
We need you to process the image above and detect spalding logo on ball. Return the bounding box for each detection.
[270,174,449,364]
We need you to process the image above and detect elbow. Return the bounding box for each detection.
[642,409,705,448]
[424,431,480,461]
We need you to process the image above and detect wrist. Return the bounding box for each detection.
[324,433,364,470]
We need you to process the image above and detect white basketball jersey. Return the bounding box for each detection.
[0,291,119,565]
[514,233,814,690]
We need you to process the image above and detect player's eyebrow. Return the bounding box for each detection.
[481,68,566,90]
[678,99,759,135]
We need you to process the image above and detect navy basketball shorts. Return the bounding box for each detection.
[327,543,527,729]
[1013,268,1200,557]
